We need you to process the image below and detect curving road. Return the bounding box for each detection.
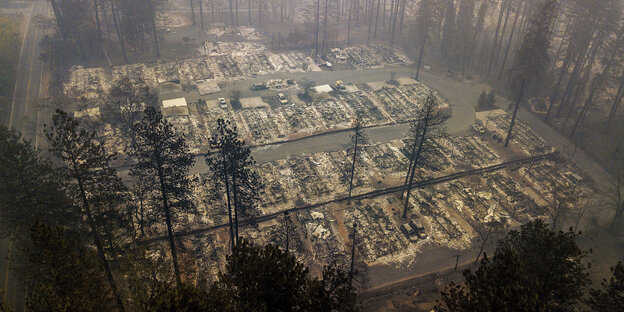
[2,1,50,310]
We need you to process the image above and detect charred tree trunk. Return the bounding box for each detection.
[398,0,406,34]
[259,0,263,28]
[151,14,160,57]
[74,172,125,312]
[545,50,572,123]
[314,0,320,53]
[156,158,182,287]
[221,149,235,250]
[232,167,240,245]
[94,0,103,42]
[235,0,239,25]
[347,0,353,43]
[570,28,624,137]
[50,0,67,38]
[374,0,380,37]
[110,0,128,62]
[557,37,595,118]
[382,0,387,29]
[190,0,196,26]
[366,0,374,45]
[212,0,215,27]
[505,79,526,147]
[498,2,523,80]
[402,120,427,219]
[102,1,112,46]
[199,0,204,29]
[229,0,235,26]
[608,73,624,125]
[487,0,507,77]
[321,0,329,53]
[415,35,427,81]
[493,1,512,70]
[348,133,359,203]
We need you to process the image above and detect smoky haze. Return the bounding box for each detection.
[1,0,624,311]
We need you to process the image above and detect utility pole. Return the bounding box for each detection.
[284,211,290,253]
[349,222,357,287]
[453,254,460,271]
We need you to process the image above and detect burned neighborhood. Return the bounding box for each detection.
[1,0,624,311]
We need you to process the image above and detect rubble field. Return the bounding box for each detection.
[64,49,320,98]
[324,46,410,69]
[63,40,410,99]
[81,78,448,156]
[150,111,592,280]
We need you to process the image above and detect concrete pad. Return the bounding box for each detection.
[163,106,189,117]
[158,82,183,93]
[196,79,221,95]
[205,100,221,110]
[396,77,419,85]
[475,109,506,122]
[240,97,269,109]
[312,84,333,93]
[344,85,360,93]
[365,81,393,91]
[162,97,188,108]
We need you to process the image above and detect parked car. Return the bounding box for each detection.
[277,93,288,105]
[218,97,228,109]
[252,83,268,90]
[335,80,346,91]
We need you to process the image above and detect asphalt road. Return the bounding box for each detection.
[3,1,49,309]
[9,0,48,135]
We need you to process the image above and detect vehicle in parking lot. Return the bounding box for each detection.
[335,80,346,91]
[218,97,228,109]
[277,93,288,105]
[252,83,268,90]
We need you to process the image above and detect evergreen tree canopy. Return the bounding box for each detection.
[588,262,624,312]
[23,221,114,312]
[510,0,558,89]
[0,124,74,237]
[150,239,358,311]
[436,220,591,312]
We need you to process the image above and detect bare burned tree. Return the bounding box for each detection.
[474,218,506,264]
[402,93,448,218]
[276,211,306,260]
[131,107,196,287]
[45,110,127,312]
[505,0,558,147]
[101,76,159,152]
[545,187,579,231]
[205,119,261,249]
[606,169,624,230]
[346,118,368,203]
[413,0,434,81]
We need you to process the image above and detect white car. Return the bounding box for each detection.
[277,93,288,105]
[218,97,228,109]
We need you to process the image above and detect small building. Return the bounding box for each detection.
[162,97,189,116]
[312,84,333,94]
